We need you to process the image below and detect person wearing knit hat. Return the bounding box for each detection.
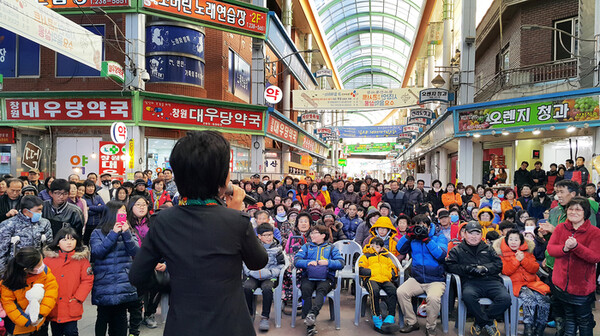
[21,185,38,196]
[315,210,347,243]
[355,208,381,247]
[360,195,372,210]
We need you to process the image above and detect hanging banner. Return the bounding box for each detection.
[457,96,600,132]
[316,128,332,135]
[0,0,103,70]
[332,126,405,138]
[409,108,434,120]
[396,133,415,143]
[345,143,394,153]
[428,22,443,45]
[419,88,450,103]
[299,113,320,123]
[403,125,422,133]
[408,118,430,126]
[99,141,127,176]
[293,87,421,110]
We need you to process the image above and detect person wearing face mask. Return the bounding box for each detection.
[461,201,477,221]
[315,183,331,207]
[426,180,445,213]
[527,186,552,220]
[0,196,53,276]
[0,247,59,336]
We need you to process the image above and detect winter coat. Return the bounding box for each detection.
[514,168,533,188]
[343,191,360,204]
[316,191,331,206]
[129,200,268,336]
[83,193,105,229]
[575,165,590,185]
[243,240,285,281]
[150,190,171,212]
[330,189,345,208]
[38,189,51,202]
[296,192,313,209]
[0,266,58,335]
[368,191,383,207]
[547,219,600,296]
[43,247,94,323]
[0,194,21,223]
[358,248,398,283]
[315,219,347,243]
[41,200,84,237]
[294,241,344,280]
[446,239,503,284]
[493,239,549,297]
[477,207,501,237]
[165,180,178,198]
[90,228,139,306]
[427,189,445,213]
[277,184,295,198]
[527,196,552,220]
[383,190,405,217]
[261,189,277,203]
[0,212,53,275]
[442,192,462,209]
[340,214,363,240]
[530,169,547,189]
[403,187,423,214]
[546,170,558,194]
[501,199,523,219]
[363,217,398,256]
[517,196,533,210]
[396,224,447,283]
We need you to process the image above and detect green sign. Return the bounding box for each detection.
[457,96,599,132]
[101,61,125,84]
[345,142,393,153]
[338,158,347,167]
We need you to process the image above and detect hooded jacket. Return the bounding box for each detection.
[243,239,285,281]
[477,207,501,237]
[364,217,398,255]
[355,209,380,247]
[493,238,549,297]
[396,224,447,283]
[294,241,344,280]
[0,212,53,275]
[296,180,313,208]
[358,247,398,283]
[442,192,462,209]
[0,266,58,335]
[43,247,94,323]
[340,214,364,240]
[316,190,331,207]
[547,219,600,296]
[316,212,347,243]
[277,183,295,198]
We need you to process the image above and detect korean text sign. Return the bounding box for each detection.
[457,96,600,132]
[267,115,298,144]
[143,99,264,132]
[39,0,130,9]
[6,98,131,121]
[143,0,267,35]
[99,141,126,176]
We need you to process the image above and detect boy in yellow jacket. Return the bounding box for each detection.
[358,237,399,333]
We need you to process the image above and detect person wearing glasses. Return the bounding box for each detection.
[42,179,84,238]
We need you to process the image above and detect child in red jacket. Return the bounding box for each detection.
[43,227,93,336]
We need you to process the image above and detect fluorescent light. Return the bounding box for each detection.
[567,126,576,133]
[502,130,510,136]
[473,133,481,138]
[532,129,541,135]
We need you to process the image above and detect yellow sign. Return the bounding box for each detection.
[128,139,135,169]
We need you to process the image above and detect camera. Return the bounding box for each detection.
[140,69,150,82]
[413,225,429,240]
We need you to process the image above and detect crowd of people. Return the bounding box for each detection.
[0,156,598,336]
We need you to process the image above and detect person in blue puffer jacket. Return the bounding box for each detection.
[82,179,106,246]
[90,200,139,336]
[294,224,344,335]
[396,214,448,335]
[340,204,363,240]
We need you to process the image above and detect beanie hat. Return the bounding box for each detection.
[256,223,274,235]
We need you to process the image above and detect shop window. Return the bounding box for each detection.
[56,25,105,77]
[146,138,177,174]
[228,49,251,102]
[0,28,40,77]
[554,17,578,61]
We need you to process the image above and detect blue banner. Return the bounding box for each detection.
[146,25,205,59]
[146,55,204,86]
[332,126,405,138]
[0,29,17,77]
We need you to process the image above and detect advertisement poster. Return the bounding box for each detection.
[146,25,205,59]
[56,137,102,179]
[99,141,127,176]
[345,143,393,153]
[332,126,406,138]
[457,96,600,132]
[293,87,420,110]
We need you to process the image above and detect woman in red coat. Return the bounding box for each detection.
[150,178,172,213]
[494,229,549,336]
[296,180,313,208]
[547,196,600,336]
[367,185,382,207]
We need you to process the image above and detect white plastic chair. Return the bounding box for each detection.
[250,252,290,328]
[333,240,362,288]
[354,253,403,326]
[453,273,512,336]
[291,268,342,329]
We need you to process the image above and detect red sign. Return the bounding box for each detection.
[143,99,264,131]
[0,128,15,144]
[143,0,267,35]
[6,98,131,121]
[267,115,298,144]
[39,0,130,9]
[99,142,126,176]
[298,134,316,152]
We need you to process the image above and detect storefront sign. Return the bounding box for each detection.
[101,61,125,84]
[345,143,393,153]
[408,118,430,126]
[396,133,414,143]
[299,113,320,123]
[293,87,420,110]
[409,108,434,120]
[39,0,130,9]
[266,114,298,144]
[264,158,279,173]
[298,134,317,153]
[99,141,126,176]
[457,96,600,132]
[22,141,41,170]
[403,125,422,133]
[264,86,283,104]
[128,139,135,169]
[147,55,204,86]
[0,0,103,70]
[146,25,205,59]
[316,128,332,135]
[110,122,128,144]
[5,98,131,121]
[143,0,267,35]
[419,88,449,103]
[332,126,406,138]
[0,127,15,144]
[57,137,101,178]
[143,99,264,132]
[314,68,333,78]
[338,158,347,167]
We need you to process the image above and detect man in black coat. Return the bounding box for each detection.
[383,180,405,217]
[446,221,511,336]
[514,161,533,195]
[426,179,445,214]
[0,178,23,223]
[41,179,84,236]
[530,161,546,191]
[129,131,268,336]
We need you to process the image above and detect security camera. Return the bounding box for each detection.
[140,69,150,82]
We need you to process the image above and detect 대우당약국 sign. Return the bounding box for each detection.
[0,0,103,70]
[99,141,127,176]
[457,96,600,132]
[345,143,393,153]
[332,126,406,138]
[293,88,420,110]
[267,114,299,144]
[403,125,422,133]
[143,99,264,132]
[5,98,131,121]
[142,0,267,36]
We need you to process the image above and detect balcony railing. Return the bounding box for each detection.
[474,58,577,102]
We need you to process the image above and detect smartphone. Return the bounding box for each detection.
[117,213,126,224]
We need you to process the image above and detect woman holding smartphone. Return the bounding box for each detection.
[90,200,139,336]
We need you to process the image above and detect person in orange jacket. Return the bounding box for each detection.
[500,189,523,220]
[0,247,58,335]
[43,227,94,335]
[447,222,468,255]
[296,180,313,208]
[442,183,462,209]
[494,229,550,336]
[316,183,332,207]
